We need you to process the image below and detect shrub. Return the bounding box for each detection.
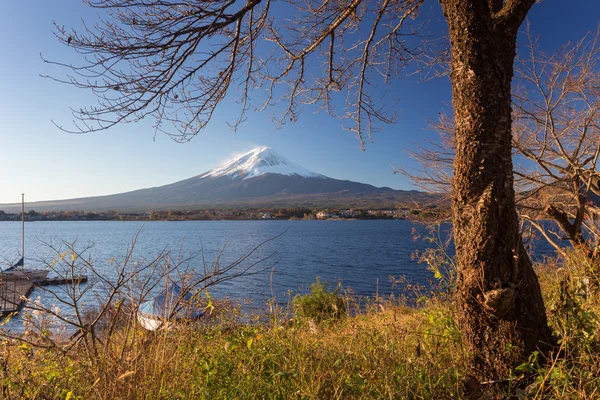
[293,277,346,322]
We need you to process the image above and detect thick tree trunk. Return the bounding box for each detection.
[440,0,554,378]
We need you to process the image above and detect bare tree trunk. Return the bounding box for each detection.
[441,0,554,378]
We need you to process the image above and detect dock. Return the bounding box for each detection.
[39,276,88,286]
[0,275,88,317]
[0,281,35,317]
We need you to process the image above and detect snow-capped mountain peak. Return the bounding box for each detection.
[203,147,326,180]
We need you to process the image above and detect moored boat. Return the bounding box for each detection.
[137,282,204,331]
[1,194,50,283]
[1,258,49,282]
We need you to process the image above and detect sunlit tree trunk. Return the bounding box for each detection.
[440,0,554,378]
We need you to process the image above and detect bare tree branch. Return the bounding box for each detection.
[403,26,600,259]
[47,0,424,145]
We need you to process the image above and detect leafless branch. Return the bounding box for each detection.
[47,0,425,145]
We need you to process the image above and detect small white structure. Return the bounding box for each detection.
[137,282,204,331]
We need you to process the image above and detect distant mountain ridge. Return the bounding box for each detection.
[0,147,430,213]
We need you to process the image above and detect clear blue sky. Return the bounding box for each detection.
[0,1,598,204]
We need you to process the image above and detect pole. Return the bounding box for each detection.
[21,193,24,261]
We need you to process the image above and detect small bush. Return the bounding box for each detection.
[293,277,346,322]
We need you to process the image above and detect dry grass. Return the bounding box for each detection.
[0,294,466,399]
[0,253,599,399]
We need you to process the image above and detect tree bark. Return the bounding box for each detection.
[440,0,554,378]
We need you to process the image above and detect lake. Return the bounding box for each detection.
[0,220,557,330]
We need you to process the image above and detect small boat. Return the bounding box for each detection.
[137,282,204,331]
[1,258,49,282]
[1,194,49,283]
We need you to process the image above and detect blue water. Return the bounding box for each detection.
[1,220,438,299]
[0,220,557,331]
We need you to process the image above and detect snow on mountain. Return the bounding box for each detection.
[202,147,326,180]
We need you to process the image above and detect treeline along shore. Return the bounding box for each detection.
[0,205,446,222]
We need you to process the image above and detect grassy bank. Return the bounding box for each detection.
[0,256,599,399]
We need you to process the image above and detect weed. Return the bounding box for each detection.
[293,277,346,323]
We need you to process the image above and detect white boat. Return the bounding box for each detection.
[137,282,204,331]
[1,259,49,282]
[1,194,49,283]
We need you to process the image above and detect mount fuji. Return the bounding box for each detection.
[0,147,428,212]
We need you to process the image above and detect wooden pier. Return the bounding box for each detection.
[39,276,88,286]
[0,281,35,317]
[0,275,88,317]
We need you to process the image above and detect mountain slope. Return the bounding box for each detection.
[0,147,429,212]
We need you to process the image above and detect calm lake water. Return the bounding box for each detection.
[0,220,556,330]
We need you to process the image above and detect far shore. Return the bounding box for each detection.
[0,206,446,223]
